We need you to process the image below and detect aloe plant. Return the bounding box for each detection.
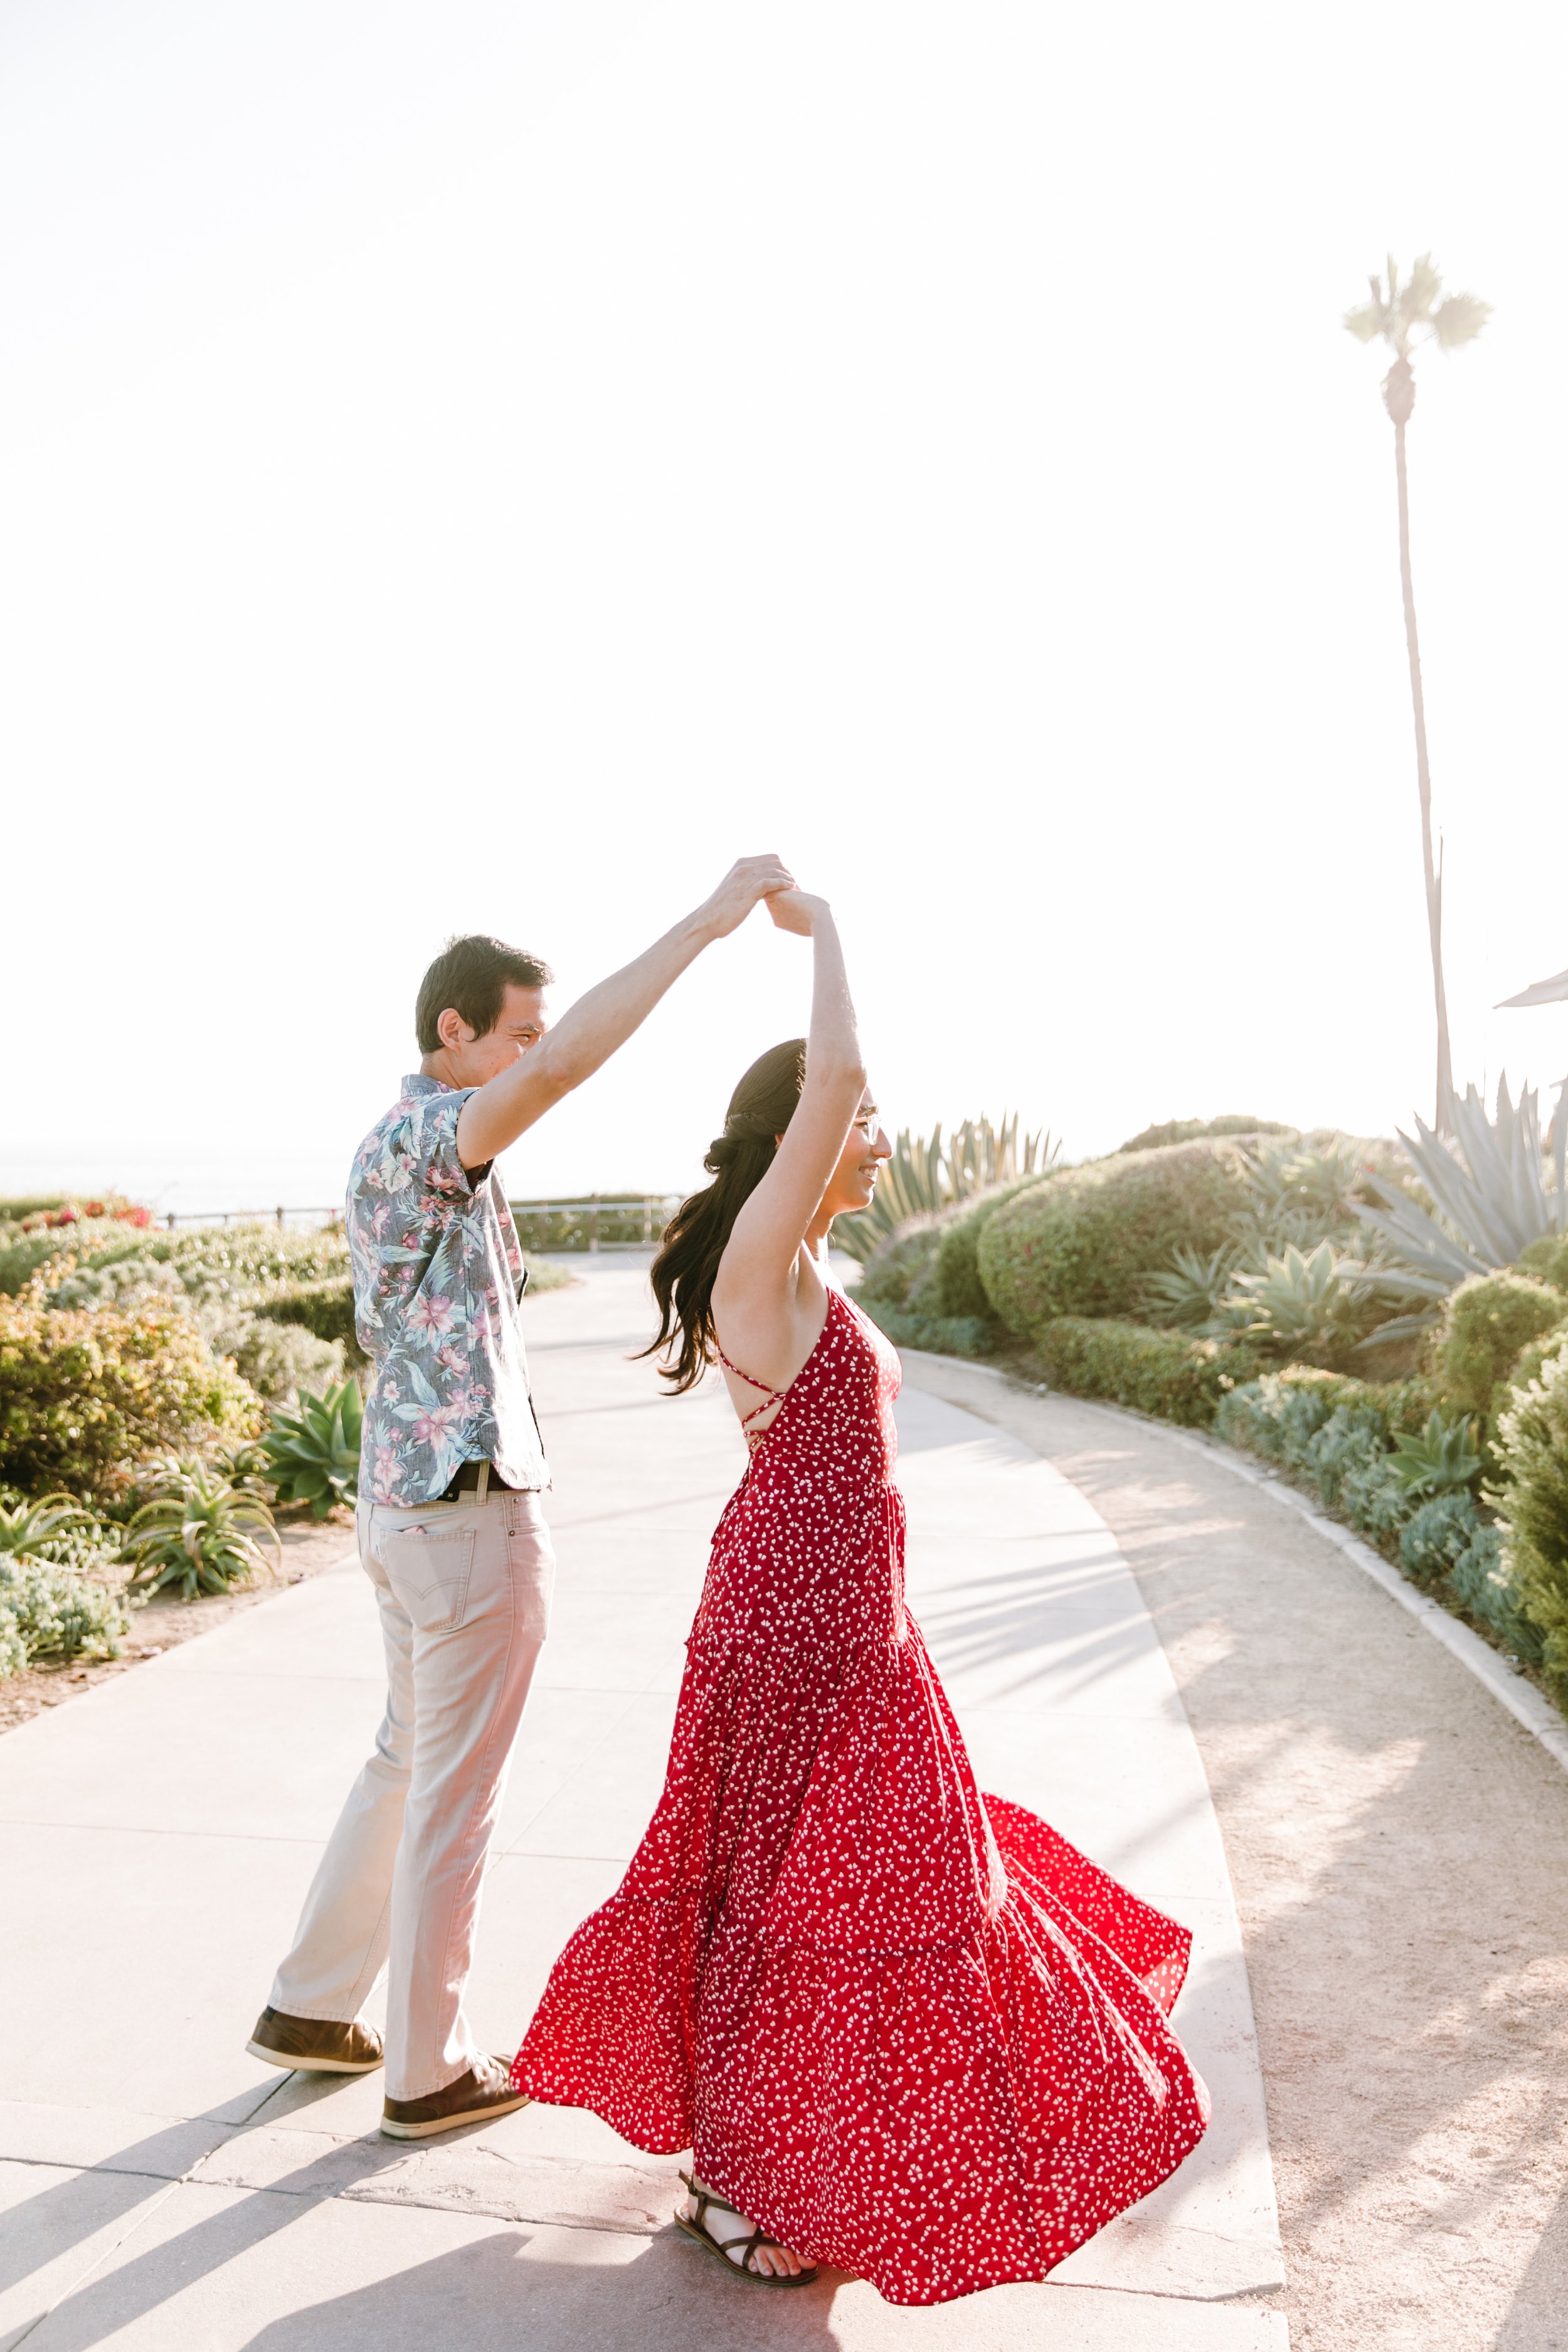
[122,1458,280,1599]
[261,1377,363,1518]
[1389,1410,1482,1496]
[1353,1078,1568,1315]
[0,1492,108,1571]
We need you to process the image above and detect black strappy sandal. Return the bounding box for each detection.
[674,2170,820,2289]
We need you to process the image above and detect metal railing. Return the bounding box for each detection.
[508,1195,681,1254]
[162,1206,342,1231]
[159,1195,682,1252]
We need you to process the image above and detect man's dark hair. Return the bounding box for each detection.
[415,935,554,1053]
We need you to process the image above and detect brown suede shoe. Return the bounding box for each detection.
[381,2053,529,2141]
[246,2006,385,2075]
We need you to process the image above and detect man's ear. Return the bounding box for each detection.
[437,1006,473,1051]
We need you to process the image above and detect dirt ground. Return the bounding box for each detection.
[903,1353,1568,2352]
[0,1512,357,1735]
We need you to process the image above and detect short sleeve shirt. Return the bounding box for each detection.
[347,1075,549,1507]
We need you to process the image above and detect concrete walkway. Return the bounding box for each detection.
[0,1264,1285,2349]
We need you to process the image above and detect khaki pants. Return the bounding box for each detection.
[268,1484,554,2100]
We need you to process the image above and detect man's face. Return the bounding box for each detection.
[441,984,549,1086]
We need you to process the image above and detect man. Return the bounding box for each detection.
[248,854,794,2139]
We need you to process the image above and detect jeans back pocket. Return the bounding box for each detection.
[379,1525,477,1633]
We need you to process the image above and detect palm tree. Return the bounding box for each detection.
[1345,255,1490,1134]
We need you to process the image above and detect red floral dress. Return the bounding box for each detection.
[511,1289,1209,2306]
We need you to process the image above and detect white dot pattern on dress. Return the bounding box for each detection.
[512,1289,1210,2306]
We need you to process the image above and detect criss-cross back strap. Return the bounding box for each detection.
[712,1339,788,1437]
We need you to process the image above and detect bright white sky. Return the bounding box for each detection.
[3,1,1565,1211]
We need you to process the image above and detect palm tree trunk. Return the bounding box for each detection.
[1391,391,1454,1133]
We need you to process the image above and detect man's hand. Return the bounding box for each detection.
[454,854,797,1170]
[696,854,798,941]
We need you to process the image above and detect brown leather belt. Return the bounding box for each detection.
[440,1458,521,1500]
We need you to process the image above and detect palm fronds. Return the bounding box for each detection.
[1343,253,1490,359]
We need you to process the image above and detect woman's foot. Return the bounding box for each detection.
[679,2175,815,2282]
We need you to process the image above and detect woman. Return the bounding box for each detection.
[511,891,1209,2305]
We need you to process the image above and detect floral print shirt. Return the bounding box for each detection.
[347,1074,549,1507]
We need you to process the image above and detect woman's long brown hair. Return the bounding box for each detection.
[642,1039,807,1392]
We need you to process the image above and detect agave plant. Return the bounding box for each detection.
[1233,1138,1369,1242]
[122,1458,280,1600]
[1353,1078,1568,1315]
[1389,1411,1482,1496]
[260,1377,363,1518]
[834,1115,1057,1263]
[1145,1245,1239,1328]
[1219,1241,1395,1359]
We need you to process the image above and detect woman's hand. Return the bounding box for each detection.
[765,889,830,938]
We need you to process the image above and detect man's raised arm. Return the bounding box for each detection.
[455,854,795,1170]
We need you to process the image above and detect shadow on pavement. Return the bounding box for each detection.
[238,2232,843,2351]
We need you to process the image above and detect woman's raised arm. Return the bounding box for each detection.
[714,894,867,1309]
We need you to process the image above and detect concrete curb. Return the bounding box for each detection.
[904,1351,1568,1783]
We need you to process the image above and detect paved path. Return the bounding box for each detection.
[900,1352,1568,2352]
[1,1266,1285,2349]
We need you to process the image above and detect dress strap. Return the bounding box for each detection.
[712,1340,789,1432]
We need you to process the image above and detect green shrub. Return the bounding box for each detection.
[1517,1234,1568,1292]
[253,1277,358,1348]
[1216,1365,1343,1461]
[1302,1406,1389,1508]
[854,1221,944,1316]
[980,1143,1254,1337]
[0,1554,129,1675]
[1032,1318,1261,1428]
[1118,1116,1296,1154]
[1449,1524,1544,1662]
[1490,1346,1568,1703]
[210,1313,345,1403]
[0,1231,83,1296]
[1433,1272,1567,1419]
[928,1182,1040,1322]
[855,1303,995,1358]
[0,1293,263,1502]
[1400,1490,1481,1582]
[520,1255,576,1294]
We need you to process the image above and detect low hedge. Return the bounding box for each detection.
[856,1302,995,1359]
[1032,1317,1263,1427]
[979,1142,1253,1335]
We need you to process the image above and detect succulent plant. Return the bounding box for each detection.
[260,1377,363,1519]
[1354,1078,1568,1315]
[122,1456,280,1600]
